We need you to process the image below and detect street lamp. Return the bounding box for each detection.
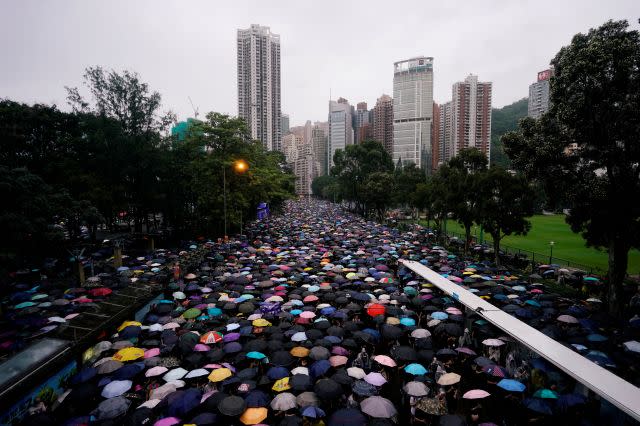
[223,159,249,239]
[549,241,555,264]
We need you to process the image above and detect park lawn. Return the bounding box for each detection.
[433,215,640,274]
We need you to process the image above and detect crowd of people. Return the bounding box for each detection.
[16,200,640,425]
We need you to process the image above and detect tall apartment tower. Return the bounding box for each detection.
[439,101,453,162]
[311,123,328,177]
[451,74,492,160]
[372,94,394,155]
[431,102,441,171]
[528,69,552,118]
[393,57,434,170]
[237,24,282,151]
[281,114,290,135]
[328,98,354,169]
[354,102,371,143]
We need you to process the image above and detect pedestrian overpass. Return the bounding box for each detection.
[400,259,640,422]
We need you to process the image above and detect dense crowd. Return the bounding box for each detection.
[18,200,640,425]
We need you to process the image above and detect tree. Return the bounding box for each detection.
[490,98,529,168]
[361,172,395,221]
[331,140,394,216]
[447,148,488,253]
[475,167,535,265]
[503,20,640,314]
[393,163,427,216]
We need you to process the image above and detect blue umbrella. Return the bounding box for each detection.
[167,388,202,417]
[404,363,428,375]
[400,317,416,326]
[525,300,541,308]
[112,362,145,380]
[302,406,326,418]
[523,398,553,415]
[586,334,607,342]
[497,379,526,392]
[310,360,332,378]
[267,366,290,380]
[246,351,267,360]
[556,393,587,412]
[70,367,97,385]
[431,312,448,320]
[245,390,270,407]
[329,407,367,425]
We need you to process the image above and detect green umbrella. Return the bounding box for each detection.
[15,301,36,309]
[533,389,558,399]
[183,308,202,319]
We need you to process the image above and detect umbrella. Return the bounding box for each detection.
[296,391,319,407]
[270,392,297,411]
[146,366,168,377]
[623,340,640,353]
[208,368,233,382]
[92,396,131,420]
[404,363,428,375]
[523,398,553,415]
[272,377,292,392]
[200,331,224,344]
[302,406,326,419]
[482,338,505,347]
[497,379,526,392]
[463,389,490,399]
[101,380,132,398]
[360,396,397,418]
[372,355,396,367]
[403,381,429,397]
[240,407,268,425]
[112,347,144,362]
[219,395,246,416]
[352,380,378,397]
[328,408,367,426]
[533,388,559,399]
[97,360,123,375]
[314,378,342,399]
[347,367,366,379]
[557,315,579,324]
[437,372,461,385]
[364,372,387,386]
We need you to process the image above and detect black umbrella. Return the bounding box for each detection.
[391,345,418,362]
[314,378,343,399]
[218,395,246,416]
[328,408,367,426]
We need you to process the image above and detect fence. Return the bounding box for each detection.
[441,229,603,275]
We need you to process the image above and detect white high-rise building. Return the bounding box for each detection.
[393,57,434,170]
[450,74,492,160]
[237,24,281,151]
[328,98,354,169]
[528,69,552,118]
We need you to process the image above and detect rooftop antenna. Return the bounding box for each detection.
[188,96,200,119]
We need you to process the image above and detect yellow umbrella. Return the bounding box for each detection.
[117,320,142,332]
[240,407,268,425]
[208,367,233,382]
[290,346,310,358]
[272,377,291,392]
[112,347,144,362]
[252,319,271,327]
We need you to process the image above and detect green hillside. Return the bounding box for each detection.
[490,98,528,168]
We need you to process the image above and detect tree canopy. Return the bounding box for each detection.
[503,19,640,313]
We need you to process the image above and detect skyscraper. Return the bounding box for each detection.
[311,123,328,176]
[451,74,492,160]
[281,114,290,135]
[439,101,453,162]
[372,94,394,155]
[528,69,552,118]
[432,102,441,171]
[354,102,371,143]
[237,24,281,151]
[328,98,354,169]
[392,57,434,170]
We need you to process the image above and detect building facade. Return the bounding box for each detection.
[450,74,492,160]
[439,101,453,162]
[431,102,441,171]
[354,102,371,143]
[392,57,434,170]
[372,94,394,156]
[237,24,282,151]
[281,114,290,135]
[328,98,354,169]
[528,69,552,118]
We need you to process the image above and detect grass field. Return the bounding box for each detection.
[422,215,640,274]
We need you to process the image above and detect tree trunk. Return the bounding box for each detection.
[607,238,629,317]
[493,234,501,266]
[464,224,472,255]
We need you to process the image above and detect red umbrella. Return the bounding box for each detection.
[367,304,386,317]
[88,288,112,297]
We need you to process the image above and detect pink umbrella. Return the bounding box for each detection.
[145,366,168,377]
[530,289,543,294]
[329,355,348,367]
[364,372,387,386]
[557,315,579,324]
[455,347,477,356]
[144,348,160,358]
[204,363,222,369]
[154,417,181,426]
[372,355,397,367]
[445,307,463,315]
[482,339,505,347]
[299,311,316,319]
[193,344,210,352]
[448,276,463,283]
[463,389,491,399]
[303,295,319,303]
[331,346,349,356]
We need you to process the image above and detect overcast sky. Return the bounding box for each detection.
[1,1,638,126]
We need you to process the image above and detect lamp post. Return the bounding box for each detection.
[549,241,555,264]
[223,159,249,239]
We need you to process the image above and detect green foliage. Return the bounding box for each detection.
[475,167,536,265]
[503,19,640,314]
[490,98,528,168]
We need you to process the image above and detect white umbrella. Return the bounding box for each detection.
[623,341,640,353]
[482,338,505,347]
[101,380,132,398]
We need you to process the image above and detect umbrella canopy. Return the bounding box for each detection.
[403,381,429,397]
[112,347,144,362]
[437,372,461,386]
[101,380,132,398]
[270,392,297,411]
[360,396,397,418]
[463,389,490,399]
